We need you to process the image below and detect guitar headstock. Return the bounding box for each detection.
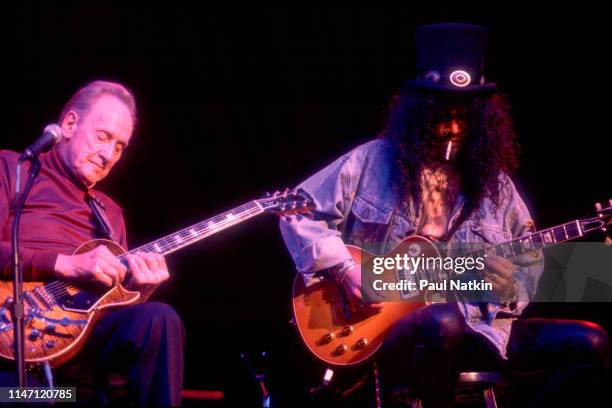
[594,200,612,217]
[582,199,612,238]
[595,200,612,243]
[257,188,315,216]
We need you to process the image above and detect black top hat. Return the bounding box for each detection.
[406,23,497,93]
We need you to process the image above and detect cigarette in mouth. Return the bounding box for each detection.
[445,140,453,161]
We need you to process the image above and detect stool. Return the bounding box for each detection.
[456,371,504,408]
[56,365,224,406]
[385,371,505,408]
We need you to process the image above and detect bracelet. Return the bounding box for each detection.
[498,276,520,305]
[331,258,358,284]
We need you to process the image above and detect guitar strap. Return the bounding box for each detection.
[86,190,118,242]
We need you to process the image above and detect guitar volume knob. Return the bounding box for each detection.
[356,338,368,349]
[29,329,41,341]
[321,332,335,344]
[342,325,354,336]
[335,344,348,355]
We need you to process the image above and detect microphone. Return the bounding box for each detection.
[19,124,63,162]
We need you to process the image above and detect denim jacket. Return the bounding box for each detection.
[280,139,544,358]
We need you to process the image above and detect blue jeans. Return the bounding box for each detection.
[77,302,185,406]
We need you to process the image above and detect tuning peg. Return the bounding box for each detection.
[264,192,271,198]
[596,202,602,211]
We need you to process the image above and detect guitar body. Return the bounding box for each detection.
[292,235,441,366]
[292,202,612,366]
[0,189,316,367]
[0,239,140,367]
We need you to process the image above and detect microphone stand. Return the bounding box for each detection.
[11,157,42,387]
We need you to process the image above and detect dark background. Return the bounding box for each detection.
[2,3,610,406]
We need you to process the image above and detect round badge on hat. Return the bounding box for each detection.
[406,23,497,93]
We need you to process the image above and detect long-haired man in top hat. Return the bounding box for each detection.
[280,23,610,406]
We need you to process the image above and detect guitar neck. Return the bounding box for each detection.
[119,200,264,258]
[472,216,605,259]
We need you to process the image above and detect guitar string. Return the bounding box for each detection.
[42,205,268,297]
[44,281,73,292]
[44,209,262,296]
[127,204,267,254]
[28,197,309,305]
[125,204,261,254]
[44,219,582,296]
[119,207,263,257]
[41,212,584,298]
[415,220,583,287]
[143,195,309,254]
[457,221,583,260]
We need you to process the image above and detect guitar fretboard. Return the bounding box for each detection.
[471,220,586,259]
[118,201,263,259]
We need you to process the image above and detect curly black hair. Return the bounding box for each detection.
[379,84,520,216]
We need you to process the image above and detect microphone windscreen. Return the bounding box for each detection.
[43,124,63,144]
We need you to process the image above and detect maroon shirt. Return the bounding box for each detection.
[0,146,127,281]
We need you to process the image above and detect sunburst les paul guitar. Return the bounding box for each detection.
[292,203,612,366]
[0,189,313,367]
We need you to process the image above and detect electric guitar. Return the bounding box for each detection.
[0,189,314,367]
[292,202,612,366]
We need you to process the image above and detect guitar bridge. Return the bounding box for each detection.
[395,268,419,300]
